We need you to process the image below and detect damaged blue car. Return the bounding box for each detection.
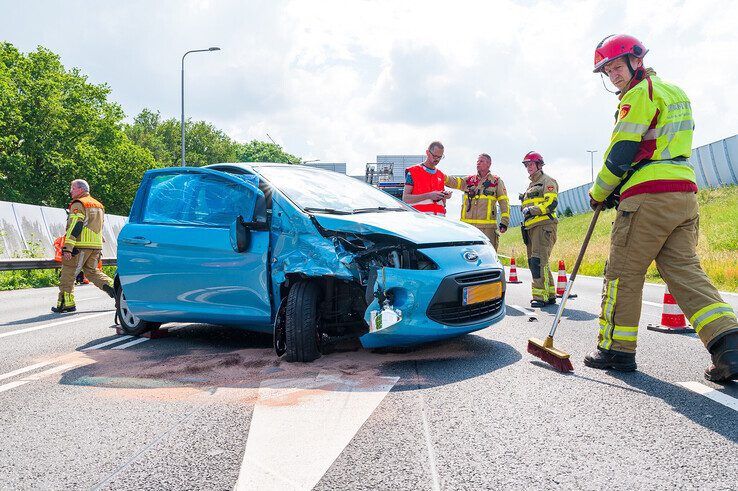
[115,163,506,361]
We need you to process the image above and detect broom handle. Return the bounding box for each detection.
[547,205,603,337]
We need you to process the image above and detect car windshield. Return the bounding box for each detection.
[255,166,409,214]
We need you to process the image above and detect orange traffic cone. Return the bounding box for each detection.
[556,260,567,297]
[555,260,577,299]
[647,285,694,333]
[508,257,522,284]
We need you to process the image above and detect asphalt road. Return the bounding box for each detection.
[1,271,737,490]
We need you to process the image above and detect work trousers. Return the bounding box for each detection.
[59,249,113,296]
[477,225,499,251]
[598,192,738,353]
[526,222,557,301]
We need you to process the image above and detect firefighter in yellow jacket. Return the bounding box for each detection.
[520,151,558,308]
[52,179,115,313]
[585,34,738,382]
[445,153,510,250]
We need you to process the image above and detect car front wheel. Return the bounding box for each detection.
[116,287,161,336]
[284,281,322,362]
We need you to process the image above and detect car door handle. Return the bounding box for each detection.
[121,236,151,245]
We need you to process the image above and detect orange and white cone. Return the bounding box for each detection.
[508,257,522,284]
[555,260,577,299]
[647,285,694,334]
[556,260,567,297]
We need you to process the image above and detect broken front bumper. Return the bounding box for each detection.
[360,251,506,349]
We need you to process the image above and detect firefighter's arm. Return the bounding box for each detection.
[444,175,466,191]
[64,201,86,252]
[537,179,558,215]
[496,178,510,229]
[589,86,658,202]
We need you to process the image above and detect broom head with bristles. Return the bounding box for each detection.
[527,336,574,372]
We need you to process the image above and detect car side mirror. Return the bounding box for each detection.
[229,215,251,253]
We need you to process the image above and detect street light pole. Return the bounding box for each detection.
[181,47,220,166]
[587,150,598,183]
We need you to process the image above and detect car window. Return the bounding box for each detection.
[142,174,197,224]
[256,166,409,214]
[187,175,253,227]
[142,173,255,227]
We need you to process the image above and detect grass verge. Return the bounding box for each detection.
[497,185,738,292]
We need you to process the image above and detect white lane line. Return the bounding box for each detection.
[642,300,662,308]
[25,363,79,381]
[0,311,112,339]
[0,363,81,393]
[111,337,149,350]
[83,336,134,351]
[678,381,738,412]
[0,380,30,394]
[0,361,54,382]
[234,371,399,491]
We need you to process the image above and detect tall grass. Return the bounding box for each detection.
[497,186,738,292]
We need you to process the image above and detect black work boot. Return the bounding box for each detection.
[584,347,637,372]
[530,299,546,308]
[546,297,557,306]
[705,332,738,383]
[51,292,76,313]
[102,284,115,299]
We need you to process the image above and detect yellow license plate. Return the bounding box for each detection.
[462,282,502,306]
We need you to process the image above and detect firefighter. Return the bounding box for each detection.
[403,141,452,216]
[52,179,115,313]
[520,151,558,308]
[584,34,738,382]
[445,153,510,250]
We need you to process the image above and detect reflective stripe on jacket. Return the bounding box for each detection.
[64,194,105,250]
[406,164,447,215]
[521,171,558,228]
[446,173,510,227]
[590,74,697,203]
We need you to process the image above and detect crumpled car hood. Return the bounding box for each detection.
[313,211,487,245]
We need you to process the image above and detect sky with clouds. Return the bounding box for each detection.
[2,0,738,202]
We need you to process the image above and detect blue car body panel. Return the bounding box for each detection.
[117,163,505,348]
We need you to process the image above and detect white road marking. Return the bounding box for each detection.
[0,363,80,393]
[0,361,54,382]
[0,333,149,395]
[508,304,538,320]
[642,300,661,307]
[83,335,133,350]
[678,381,738,412]
[0,311,112,339]
[0,380,30,393]
[111,337,149,350]
[234,371,398,491]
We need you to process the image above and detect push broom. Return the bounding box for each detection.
[527,204,603,372]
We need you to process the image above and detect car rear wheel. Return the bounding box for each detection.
[116,287,161,336]
[284,280,322,362]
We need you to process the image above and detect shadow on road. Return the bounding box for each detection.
[609,371,738,444]
[60,324,521,394]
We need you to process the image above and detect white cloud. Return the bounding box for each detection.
[2,0,737,202]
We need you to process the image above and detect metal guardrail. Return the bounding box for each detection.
[0,258,117,271]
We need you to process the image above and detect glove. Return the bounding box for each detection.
[499,224,507,233]
[522,206,533,218]
[589,196,601,211]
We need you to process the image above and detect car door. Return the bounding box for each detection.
[118,168,272,328]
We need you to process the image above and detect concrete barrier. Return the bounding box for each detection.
[0,200,126,267]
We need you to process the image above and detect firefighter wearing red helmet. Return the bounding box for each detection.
[519,151,558,308]
[585,34,738,382]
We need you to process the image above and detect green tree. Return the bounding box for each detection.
[237,140,299,163]
[0,43,158,214]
